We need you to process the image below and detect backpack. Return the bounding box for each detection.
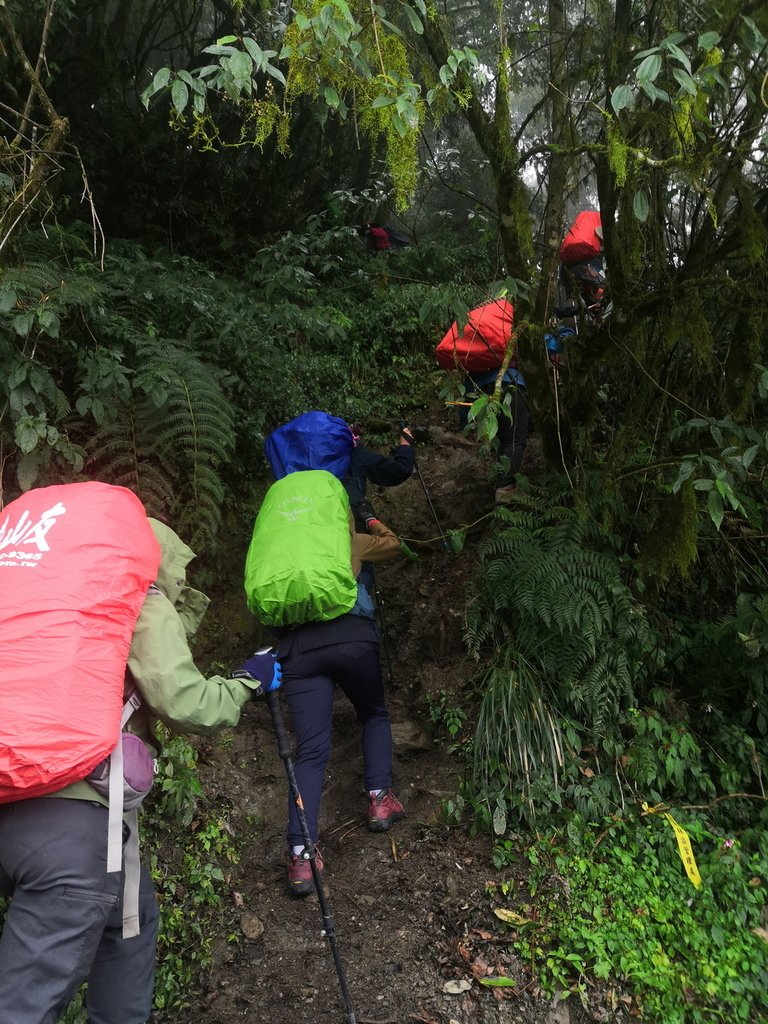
[435,299,515,372]
[265,410,353,481]
[0,482,160,937]
[244,470,358,627]
[559,210,603,266]
[0,481,160,803]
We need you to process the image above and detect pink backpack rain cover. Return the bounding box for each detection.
[559,210,603,266]
[435,299,515,372]
[0,481,161,801]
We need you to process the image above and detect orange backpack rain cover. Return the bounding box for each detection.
[435,299,515,372]
[0,482,161,801]
[559,210,603,266]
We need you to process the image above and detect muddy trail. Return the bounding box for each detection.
[169,419,589,1024]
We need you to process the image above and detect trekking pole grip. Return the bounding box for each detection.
[265,690,292,760]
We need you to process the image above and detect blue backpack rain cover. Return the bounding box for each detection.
[265,411,353,481]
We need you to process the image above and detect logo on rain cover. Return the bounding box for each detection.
[0,501,67,568]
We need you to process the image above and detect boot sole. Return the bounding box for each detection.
[367,811,405,832]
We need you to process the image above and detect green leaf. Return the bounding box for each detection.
[633,190,650,222]
[412,0,427,15]
[640,80,670,103]
[448,528,466,554]
[636,53,662,84]
[141,66,171,109]
[13,311,34,336]
[14,417,43,455]
[216,35,238,44]
[16,450,42,491]
[492,802,507,835]
[664,41,692,73]
[707,489,724,530]
[610,84,633,114]
[228,50,254,84]
[0,287,17,313]
[399,539,420,561]
[265,64,286,86]
[698,31,721,50]
[634,193,651,224]
[324,86,340,109]
[243,38,264,64]
[402,3,423,34]
[371,93,396,108]
[170,79,189,114]
[480,977,517,988]
[673,67,697,96]
[202,44,238,56]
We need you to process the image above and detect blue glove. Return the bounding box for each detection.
[231,647,282,697]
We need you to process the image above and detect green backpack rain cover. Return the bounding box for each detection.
[244,470,357,626]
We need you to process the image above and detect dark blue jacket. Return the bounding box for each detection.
[343,444,415,515]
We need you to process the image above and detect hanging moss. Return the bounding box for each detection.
[283,1,422,211]
[607,120,629,187]
[638,480,699,584]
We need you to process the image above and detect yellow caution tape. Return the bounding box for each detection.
[642,802,702,889]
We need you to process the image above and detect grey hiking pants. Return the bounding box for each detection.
[0,797,158,1024]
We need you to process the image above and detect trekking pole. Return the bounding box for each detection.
[401,425,450,552]
[371,567,395,689]
[264,690,358,1024]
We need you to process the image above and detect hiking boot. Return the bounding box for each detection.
[494,485,517,505]
[367,789,405,832]
[287,847,323,897]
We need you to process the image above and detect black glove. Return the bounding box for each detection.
[231,648,282,698]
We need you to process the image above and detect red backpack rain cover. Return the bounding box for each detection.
[0,482,161,801]
[559,211,603,265]
[435,299,515,372]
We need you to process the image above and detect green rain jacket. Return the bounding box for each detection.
[54,518,259,804]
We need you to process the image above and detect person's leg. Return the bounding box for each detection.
[282,666,336,848]
[332,640,393,792]
[0,799,120,1024]
[85,862,159,1024]
[496,386,530,487]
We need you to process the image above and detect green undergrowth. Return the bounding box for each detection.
[490,815,768,1023]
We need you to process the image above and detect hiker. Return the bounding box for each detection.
[361,221,391,252]
[0,483,280,1024]
[244,412,407,897]
[278,511,406,895]
[558,210,608,320]
[435,299,531,502]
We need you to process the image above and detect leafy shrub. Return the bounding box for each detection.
[492,817,768,1023]
[464,487,656,824]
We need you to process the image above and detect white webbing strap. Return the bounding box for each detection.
[104,691,144,938]
[121,808,141,939]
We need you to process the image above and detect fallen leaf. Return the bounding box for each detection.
[240,912,264,941]
[232,891,244,908]
[442,980,472,995]
[493,908,533,926]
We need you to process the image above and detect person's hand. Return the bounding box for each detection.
[399,425,414,446]
[231,648,282,697]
